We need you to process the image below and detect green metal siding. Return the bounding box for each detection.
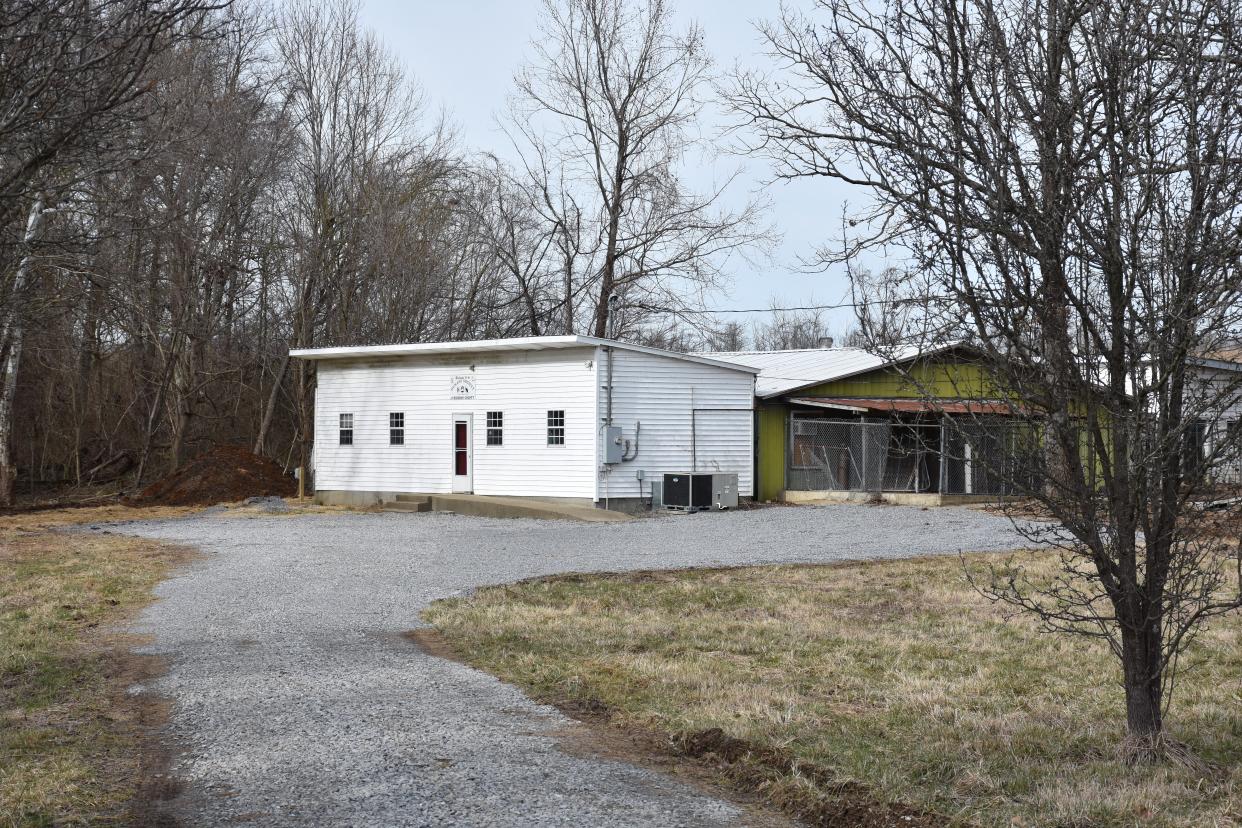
[752,357,1103,500]
[756,401,788,500]
[791,360,994,400]
[752,359,997,500]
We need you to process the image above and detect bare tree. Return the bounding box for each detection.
[467,158,563,336]
[705,319,748,351]
[848,267,932,349]
[508,0,767,338]
[4,0,778,504]
[0,0,224,504]
[750,306,833,351]
[271,0,447,477]
[139,7,286,477]
[732,0,1242,756]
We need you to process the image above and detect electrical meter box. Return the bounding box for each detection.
[603,425,624,464]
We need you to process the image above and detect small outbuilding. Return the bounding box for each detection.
[291,336,757,511]
[707,344,1027,505]
[1186,351,1242,485]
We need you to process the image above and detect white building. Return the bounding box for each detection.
[1187,354,1242,484]
[290,336,757,510]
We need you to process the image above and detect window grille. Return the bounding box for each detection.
[547,410,565,445]
[389,412,404,445]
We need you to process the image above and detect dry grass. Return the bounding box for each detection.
[0,507,195,827]
[425,552,1242,828]
[0,504,203,532]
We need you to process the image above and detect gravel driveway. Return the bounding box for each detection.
[121,503,1031,827]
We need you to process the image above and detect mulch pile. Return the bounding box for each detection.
[129,445,296,506]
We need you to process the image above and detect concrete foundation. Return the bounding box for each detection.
[599,496,759,514]
[592,496,653,514]
[313,490,630,522]
[313,490,399,508]
[782,489,1021,507]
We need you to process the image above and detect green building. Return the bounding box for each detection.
[709,344,1027,504]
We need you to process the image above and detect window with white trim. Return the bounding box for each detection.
[339,413,353,446]
[389,412,405,445]
[547,410,565,445]
[486,411,503,446]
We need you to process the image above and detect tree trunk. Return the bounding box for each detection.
[0,333,21,505]
[562,245,574,334]
[296,359,315,491]
[133,332,182,489]
[592,141,628,338]
[0,195,48,506]
[253,352,290,456]
[168,338,196,472]
[1120,622,1164,752]
[73,274,103,483]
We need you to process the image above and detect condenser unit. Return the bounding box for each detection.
[662,472,738,512]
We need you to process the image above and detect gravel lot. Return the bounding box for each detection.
[120,503,1032,827]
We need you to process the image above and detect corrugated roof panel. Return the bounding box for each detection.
[705,346,935,397]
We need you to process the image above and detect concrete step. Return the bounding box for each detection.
[382,499,430,513]
[394,494,431,504]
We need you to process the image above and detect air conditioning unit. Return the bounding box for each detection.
[662,472,738,512]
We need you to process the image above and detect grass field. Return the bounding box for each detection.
[0,506,195,828]
[425,552,1242,827]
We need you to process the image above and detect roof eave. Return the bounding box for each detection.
[1189,356,1242,374]
[288,336,758,374]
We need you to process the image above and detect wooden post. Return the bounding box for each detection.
[297,465,306,500]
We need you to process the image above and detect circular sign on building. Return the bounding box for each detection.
[450,375,476,400]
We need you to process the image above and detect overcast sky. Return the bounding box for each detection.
[357,0,871,335]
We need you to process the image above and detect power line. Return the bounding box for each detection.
[673,296,947,315]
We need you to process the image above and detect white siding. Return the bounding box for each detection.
[692,409,754,475]
[1190,365,1242,483]
[312,348,598,497]
[595,346,754,501]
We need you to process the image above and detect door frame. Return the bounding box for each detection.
[452,413,473,493]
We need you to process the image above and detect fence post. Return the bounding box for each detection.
[939,417,949,494]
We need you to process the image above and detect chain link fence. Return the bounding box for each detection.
[788,419,891,492]
[1198,419,1242,486]
[788,415,1037,496]
[940,419,1039,495]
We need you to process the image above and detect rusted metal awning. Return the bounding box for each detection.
[787,397,1016,415]
[784,398,870,413]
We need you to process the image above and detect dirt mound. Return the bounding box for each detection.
[131,445,296,506]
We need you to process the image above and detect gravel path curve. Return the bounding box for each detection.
[119,503,1031,827]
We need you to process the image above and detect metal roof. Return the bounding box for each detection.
[291,335,758,374]
[784,397,870,413]
[1190,355,1242,374]
[789,397,1017,415]
[704,344,957,398]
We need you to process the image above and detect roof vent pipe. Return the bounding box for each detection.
[818,336,835,349]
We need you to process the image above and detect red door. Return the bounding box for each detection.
[452,415,472,492]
